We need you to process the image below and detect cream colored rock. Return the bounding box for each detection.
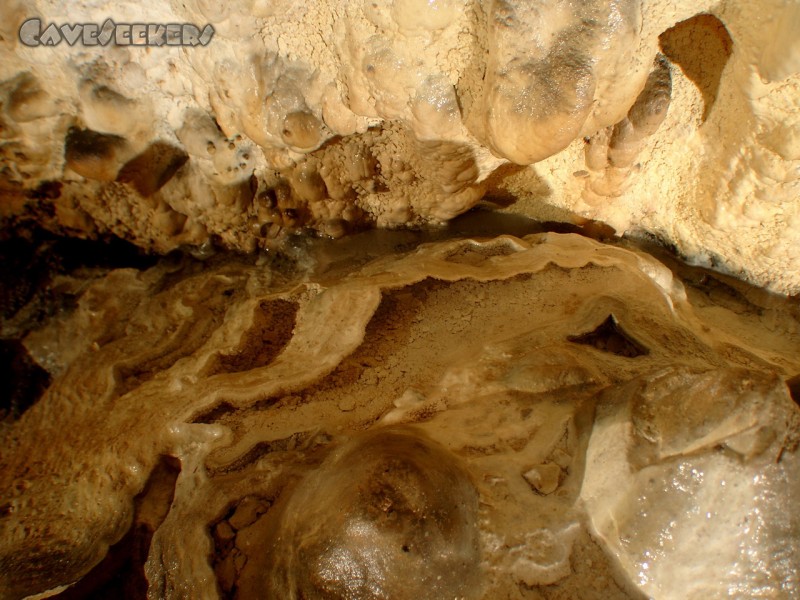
[582,367,800,599]
[0,0,798,293]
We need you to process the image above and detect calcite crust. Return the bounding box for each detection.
[1,232,798,599]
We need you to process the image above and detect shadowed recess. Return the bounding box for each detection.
[205,299,298,375]
[659,14,733,122]
[53,456,181,600]
[210,495,275,599]
[787,374,800,408]
[0,340,51,423]
[568,314,649,357]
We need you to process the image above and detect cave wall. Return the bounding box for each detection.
[0,0,798,292]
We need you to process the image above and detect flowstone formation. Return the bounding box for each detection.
[1,0,799,292]
[2,0,800,597]
[1,232,799,599]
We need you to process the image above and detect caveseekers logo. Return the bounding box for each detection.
[19,18,214,47]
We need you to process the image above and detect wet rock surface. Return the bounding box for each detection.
[0,229,797,599]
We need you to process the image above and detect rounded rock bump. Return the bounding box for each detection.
[256,427,482,599]
[281,111,326,152]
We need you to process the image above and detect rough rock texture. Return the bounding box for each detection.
[0,0,798,293]
[2,0,800,597]
[1,232,798,599]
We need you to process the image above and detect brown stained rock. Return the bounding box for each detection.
[228,496,271,531]
[215,552,239,596]
[629,368,799,464]
[64,127,129,182]
[416,140,479,194]
[4,234,800,599]
[116,142,188,197]
[281,111,324,151]
[7,74,56,123]
[289,161,328,203]
[214,521,236,542]
[204,299,297,376]
[627,54,672,137]
[523,463,563,495]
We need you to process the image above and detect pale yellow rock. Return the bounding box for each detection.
[0,0,797,293]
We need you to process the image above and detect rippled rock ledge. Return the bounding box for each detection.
[0,231,798,599]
